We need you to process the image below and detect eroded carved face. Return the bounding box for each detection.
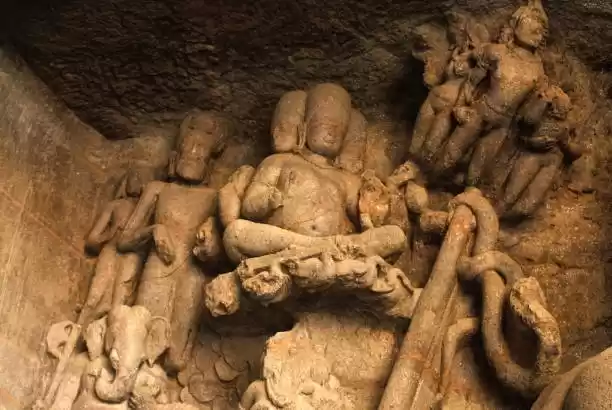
[450,51,474,78]
[514,15,546,49]
[175,112,229,183]
[306,128,345,158]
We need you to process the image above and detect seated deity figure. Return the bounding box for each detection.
[116,110,248,373]
[413,0,549,184]
[196,83,408,266]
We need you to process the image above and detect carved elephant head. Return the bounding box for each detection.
[84,305,170,404]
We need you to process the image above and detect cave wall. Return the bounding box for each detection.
[0,47,172,408]
[2,0,612,141]
[0,48,110,408]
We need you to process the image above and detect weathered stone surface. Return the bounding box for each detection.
[3,0,612,140]
[0,49,164,408]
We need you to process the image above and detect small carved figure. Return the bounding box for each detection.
[358,170,390,230]
[79,166,160,328]
[409,48,485,162]
[36,305,170,410]
[117,110,246,372]
[414,0,549,183]
[492,82,581,217]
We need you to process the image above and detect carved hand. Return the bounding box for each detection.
[153,225,176,265]
[193,217,222,263]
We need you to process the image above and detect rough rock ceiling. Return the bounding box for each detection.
[3,0,612,139]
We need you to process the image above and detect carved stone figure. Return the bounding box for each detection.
[409,47,486,163]
[117,110,245,373]
[193,84,419,409]
[241,312,399,410]
[196,83,408,267]
[36,305,170,410]
[79,166,160,327]
[490,81,581,217]
[412,0,549,185]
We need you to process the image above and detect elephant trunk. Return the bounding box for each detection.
[95,366,138,403]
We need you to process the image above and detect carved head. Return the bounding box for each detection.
[544,85,571,120]
[117,166,163,198]
[498,24,514,44]
[510,0,549,49]
[170,110,233,183]
[449,50,474,78]
[303,83,351,158]
[84,305,170,403]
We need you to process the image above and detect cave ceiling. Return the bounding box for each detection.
[2,0,612,140]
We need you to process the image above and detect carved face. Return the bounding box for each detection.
[84,305,170,404]
[174,111,229,183]
[450,51,473,78]
[514,15,546,49]
[306,127,345,158]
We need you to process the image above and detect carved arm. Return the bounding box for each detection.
[116,182,174,263]
[241,157,285,221]
[85,201,122,254]
[218,165,256,228]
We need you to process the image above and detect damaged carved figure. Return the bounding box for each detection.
[31,1,610,410]
[410,0,586,220]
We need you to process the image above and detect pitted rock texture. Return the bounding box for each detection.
[2,0,612,139]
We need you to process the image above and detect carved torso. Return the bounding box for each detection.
[155,183,217,248]
[250,153,360,237]
[107,199,137,245]
[484,44,545,115]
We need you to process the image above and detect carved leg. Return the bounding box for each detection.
[497,153,542,215]
[223,220,407,264]
[422,110,454,163]
[166,265,204,372]
[509,152,562,218]
[223,220,331,263]
[435,111,483,174]
[112,252,143,308]
[78,244,117,326]
[134,257,175,319]
[467,127,508,186]
[409,98,436,156]
[483,135,519,199]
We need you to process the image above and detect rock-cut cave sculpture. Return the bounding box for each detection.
[115,110,246,373]
[32,0,608,409]
[79,166,161,328]
[199,83,423,409]
[410,0,585,218]
[34,305,195,410]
